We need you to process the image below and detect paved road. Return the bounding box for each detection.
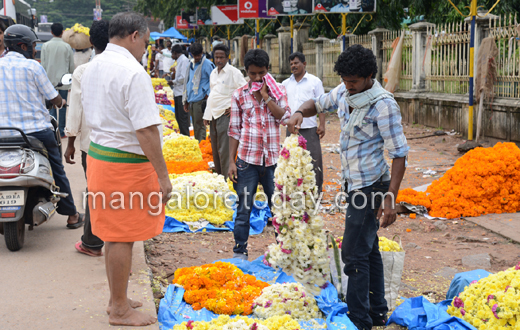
[0,141,158,330]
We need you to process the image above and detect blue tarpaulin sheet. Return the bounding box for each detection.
[158,256,358,330]
[162,201,271,235]
[445,269,491,300]
[158,104,175,112]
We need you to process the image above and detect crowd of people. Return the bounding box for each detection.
[0,11,408,330]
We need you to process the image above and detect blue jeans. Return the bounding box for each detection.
[233,158,275,255]
[27,129,77,216]
[49,90,68,137]
[341,179,390,330]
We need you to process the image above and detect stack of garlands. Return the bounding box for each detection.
[166,171,235,225]
[159,106,179,136]
[172,262,269,315]
[163,134,203,162]
[397,143,520,219]
[447,262,520,329]
[263,134,330,295]
[199,138,213,164]
[173,315,300,330]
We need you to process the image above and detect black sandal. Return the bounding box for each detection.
[67,213,85,229]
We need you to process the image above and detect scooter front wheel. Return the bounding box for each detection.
[4,218,25,251]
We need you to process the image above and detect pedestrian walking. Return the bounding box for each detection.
[169,44,190,136]
[183,42,214,142]
[203,44,247,179]
[64,20,110,257]
[41,22,75,137]
[81,12,171,326]
[287,44,409,330]
[228,49,291,260]
[282,52,326,194]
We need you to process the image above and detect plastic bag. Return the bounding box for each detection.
[383,33,405,93]
[381,236,405,310]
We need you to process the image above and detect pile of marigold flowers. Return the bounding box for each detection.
[173,315,300,330]
[172,262,270,315]
[397,143,520,219]
[163,133,203,163]
[447,262,520,329]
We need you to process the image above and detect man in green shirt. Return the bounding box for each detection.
[41,22,75,137]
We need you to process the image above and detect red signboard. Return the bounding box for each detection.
[238,0,271,19]
[175,15,189,29]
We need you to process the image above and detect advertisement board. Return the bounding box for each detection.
[175,16,188,29]
[238,0,272,19]
[181,9,198,28]
[211,5,244,25]
[313,0,376,13]
[196,7,212,25]
[267,0,314,15]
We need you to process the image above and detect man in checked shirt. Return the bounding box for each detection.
[228,49,291,260]
[287,44,409,330]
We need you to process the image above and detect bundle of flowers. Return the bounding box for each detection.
[67,23,90,36]
[253,282,320,320]
[166,172,235,224]
[163,134,203,162]
[199,138,213,163]
[159,106,179,136]
[396,143,520,219]
[447,262,520,329]
[63,23,91,50]
[155,86,173,104]
[263,135,330,295]
[379,237,402,252]
[173,315,300,330]
[172,262,270,315]
[328,236,343,249]
[166,161,209,174]
[152,78,169,88]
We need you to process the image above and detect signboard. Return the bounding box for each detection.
[313,0,376,13]
[196,7,212,25]
[267,0,314,15]
[40,15,47,23]
[181,9,198,28]
[175,16,188,29]
[238,0,272,19]
[93,8,102,21]
[211,5,244,25]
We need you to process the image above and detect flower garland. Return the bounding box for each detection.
[173,315,301,330]
[166,161,209,175]
[253,282,320,320]
[163,134,203,162]
[447,262,520,329]
[199,138,213,163]
[147,45,152,75]
[166,172,235,224]
[159,106,179,136]
[172,262,270,315]
[397,143,520,219]
[263,135,330,295]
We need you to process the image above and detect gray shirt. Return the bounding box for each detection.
[41,37,75,90]
[171,54,190,97]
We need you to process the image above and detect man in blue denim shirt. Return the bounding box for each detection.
[287,45,409,330]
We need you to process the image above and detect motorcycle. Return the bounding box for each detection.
[0,74,72,251]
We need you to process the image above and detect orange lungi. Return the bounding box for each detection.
[86,142,165,242]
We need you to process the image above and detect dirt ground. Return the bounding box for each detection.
[145,113,520,329]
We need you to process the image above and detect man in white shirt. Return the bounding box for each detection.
[64,20,110,258]
[81,12,171,327]
[282,52,326,193]
[169,44,190,136]
[203,44,247,178]
[161,40,175,77]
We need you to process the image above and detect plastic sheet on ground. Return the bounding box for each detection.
[158,256,358,330]
[388,296,477,330]
[445,269,492,300]
[158,104,176,112]
[162,201,270,235]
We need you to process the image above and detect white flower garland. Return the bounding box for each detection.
[253,283,320,320]
[263,135,330,295]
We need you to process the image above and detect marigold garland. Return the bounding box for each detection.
[173,315,301,330]
[199,138,213,163]
[397,143,520,219]
[447,262,520,329]
[396,188,431,209]
[166,161,209,174]
[163,134,203,162]
[172,262,270,315]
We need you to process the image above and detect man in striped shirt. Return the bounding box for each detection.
[287,44,409,330]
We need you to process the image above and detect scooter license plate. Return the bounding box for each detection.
[0,190,25,206]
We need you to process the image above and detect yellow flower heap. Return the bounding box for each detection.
[173,315,301,330]
[163,134,203,162]
[67,23,90,36]
[166,172,235,225]
[379,237,402,252]
[159,105,179,136]
[447,262,520,329]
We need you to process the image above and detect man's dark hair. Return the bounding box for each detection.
[108,12,148,39]
[171,44,183,54]
[51,23,63,36]
[334,44,377,78]
[289,52,305,63]
[190,42,203,56]
[213,43,229,57]
[244,49,269,70]
[0,21,6,33]
[90,20,109,52]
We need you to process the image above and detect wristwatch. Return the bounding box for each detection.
[264,96,273,104]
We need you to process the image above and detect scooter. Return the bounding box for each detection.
[0,74,72,251]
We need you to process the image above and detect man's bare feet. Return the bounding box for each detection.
[107,298,143,314]
[108,306,156,326]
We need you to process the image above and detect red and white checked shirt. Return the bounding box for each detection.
[228,82,291,167]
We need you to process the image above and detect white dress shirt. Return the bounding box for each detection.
[65,61,91,152]
[203,64,247,121]
[161,49,175,72]
[171,54,190,97]
[282,72,325,129]
[81,44,161,155]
